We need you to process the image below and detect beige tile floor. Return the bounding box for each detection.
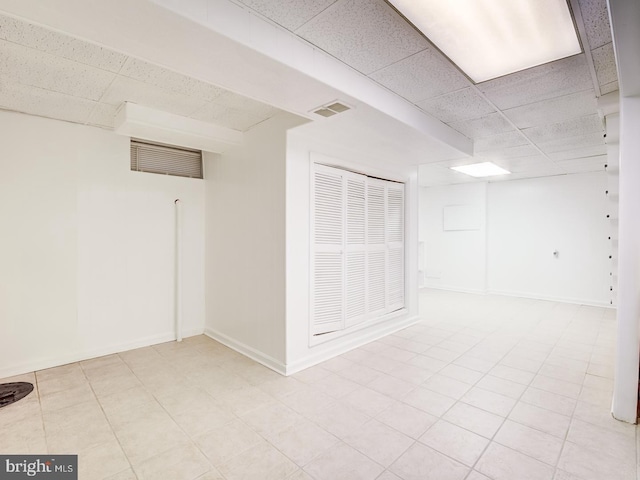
[0,289,635,480]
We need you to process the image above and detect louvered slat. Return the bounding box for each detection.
[345,174,367,326]
[313,252,344,332]
[368,249,386,313]
[130,140,203,179]
[387,247,404,309]
[346,252,366,323]
[367,183,385,244]
[347,178,366,245]
[314,171,343,245]
[312,167,345,335]
[387,186,404,243]
[386,183,404,311]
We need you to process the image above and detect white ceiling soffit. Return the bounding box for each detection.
[114,102,243,153]
[0,14,289,132]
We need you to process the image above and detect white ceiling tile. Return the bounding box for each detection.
[417,87,495,123]
[600,81,619,94]
[0,40,116,101]
[296,0,428,75]
[369,46,470,102]
[101,76,206,117]
[431,155,559,177]
[430,157,478,168]
[556,155,607,174]
[502,89,598,129]
[418,164,477,186]
[523,114,603,145]
[577,0,612,49]
[0,14,127,72]
[87,103,118,128]
[535,131,605,154]
[447,112,514,139]
[490,155,554,173]
[477,54,592,110]
[474,131,530,152]
[213,91,281,118]
[506,167,565,181]
[476,145,541,162]
[119,57,225,102]
[592,42,618,87]
[547,144,607,161]
[188,102,274,131]
[239,0,339,30]
[188,90,283,131]
[0,76,95,124]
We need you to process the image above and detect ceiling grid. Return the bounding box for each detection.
[0,0,618,186]
[235,0,614,185]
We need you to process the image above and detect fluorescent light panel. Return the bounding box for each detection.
[451,162,510,177]
[388,0,581,82]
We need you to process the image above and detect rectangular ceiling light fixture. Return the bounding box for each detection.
[451,162,511,177]
[388,0,581,82]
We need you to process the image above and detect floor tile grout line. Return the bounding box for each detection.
[78,356,139,480]
[453,300,584,479]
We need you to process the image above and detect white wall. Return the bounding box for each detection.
[203,114,305,370]
[419,171,610,306]
[0,111,205,378]
[488,172,609,305]
[285,129,420,374]
[419,182,487,293]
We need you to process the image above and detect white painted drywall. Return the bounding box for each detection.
[0,111,205,378]
[419,183,488,293]
[487,172,609,305]
[285,129,420,374]
[613,96,640,422]
[203,114,306,370]
[418,172,609,306]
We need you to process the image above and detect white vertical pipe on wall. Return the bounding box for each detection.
[612,97,640,423]
[174,198,183,342]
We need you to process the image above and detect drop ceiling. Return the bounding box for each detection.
[233,0,617,186]
[0,14,285,131]
[0,0,618,187]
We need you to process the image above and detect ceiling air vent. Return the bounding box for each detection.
[312,101,351,118]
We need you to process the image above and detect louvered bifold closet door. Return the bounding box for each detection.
[345,172,367,328]
[311,166,345,335]
[367,180,387,315]
[386,183,405,312]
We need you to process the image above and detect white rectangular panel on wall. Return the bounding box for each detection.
[443,204,481,231]
[311,163,405,337]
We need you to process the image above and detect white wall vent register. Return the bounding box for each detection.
[311,163,405,336]
[130,140,203,179]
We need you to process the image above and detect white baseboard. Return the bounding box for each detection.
[284,314,421,376]
[486,289,613,308]
[422,284,487,295]
[420,285,612,308]
[0,327,204,380]
[204,328,287,375]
